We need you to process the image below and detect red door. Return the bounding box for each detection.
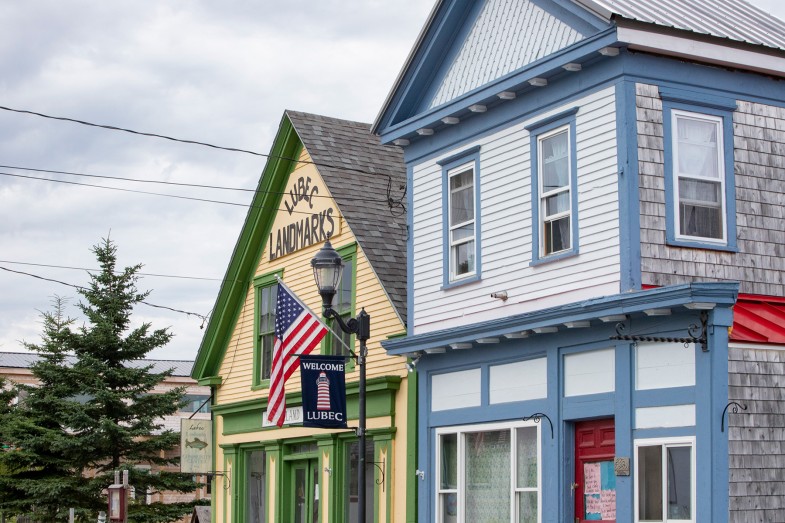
[574,419,616,523]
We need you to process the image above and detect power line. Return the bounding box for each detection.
[0,163,394,205]
[0,104,402,179]
[0,170,407,226]
[0,260,224,282]
[0,266,209,323]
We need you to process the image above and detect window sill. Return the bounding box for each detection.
[251,380,271,391]
[667,238,737,253]
[442,273,481,290]
[529,249,578,267]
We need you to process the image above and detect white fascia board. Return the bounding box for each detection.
[617,26,785,78]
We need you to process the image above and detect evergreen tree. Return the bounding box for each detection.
[0,239,201,522]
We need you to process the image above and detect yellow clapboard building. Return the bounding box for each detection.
[191,111,414,523]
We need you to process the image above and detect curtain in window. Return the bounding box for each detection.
[676,116,722,239]
[465,431,511,522]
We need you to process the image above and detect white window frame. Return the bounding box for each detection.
[447,162,477,281]
[537,125,573,257]
[671,109,727,244]
[435,420,542,523]
[633,436,696,523]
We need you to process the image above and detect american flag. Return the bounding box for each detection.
[266,280,328,427]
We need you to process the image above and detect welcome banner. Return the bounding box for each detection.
[300,354,348,429]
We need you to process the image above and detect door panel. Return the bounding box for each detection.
[291,459,319,523]
[574,419,616,523]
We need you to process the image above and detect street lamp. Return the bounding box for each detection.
[311,240,371,523]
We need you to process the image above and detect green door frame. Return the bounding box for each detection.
[289,458,319,523]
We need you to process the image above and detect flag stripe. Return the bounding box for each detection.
[266,281,328,427]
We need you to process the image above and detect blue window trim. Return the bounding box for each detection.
[527,107,580,265]
[661,91,737,252]
[439,145,482,289]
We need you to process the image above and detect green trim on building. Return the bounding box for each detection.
[197,376,222,386]
[406,372,418,523]
[191,115,303,381]
[216,376,401,435]
[252,269,284,389]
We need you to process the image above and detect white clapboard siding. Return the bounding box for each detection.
[412,87,620,334]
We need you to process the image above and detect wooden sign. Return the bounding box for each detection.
[268,175,340,261]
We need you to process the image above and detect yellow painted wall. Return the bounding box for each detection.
[211,147,410,522]
[215,147,406,405]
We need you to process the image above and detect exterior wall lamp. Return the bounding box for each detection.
[311,240,371,522]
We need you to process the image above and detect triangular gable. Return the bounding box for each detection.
[374,0,609,134]
[191,113,301,382]
[426,0,595,110]
[192,112,407,382]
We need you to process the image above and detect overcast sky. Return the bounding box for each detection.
[2,1,784,362]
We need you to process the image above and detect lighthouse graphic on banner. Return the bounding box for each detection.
[300,354,347,429]
[316,372,331,410]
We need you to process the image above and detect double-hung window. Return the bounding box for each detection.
[660,87,736,250]
[539,127,572,255]
[326,243,356,356]
[634,437,695,522]
[253,271,281,387]
[672,110,726,242]
[449,164,476,280]
[436,421,540,523]
[439,146,481,287]
[527,107,579,264]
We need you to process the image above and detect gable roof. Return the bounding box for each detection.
[373,0,785,137]
[192,111,406,381]
[286,111,408,319]
[578,0,785,50]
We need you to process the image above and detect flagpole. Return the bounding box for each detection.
[275,275,356,358]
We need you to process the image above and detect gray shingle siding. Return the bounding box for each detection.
[728,347,785,522]
[637,83,785,295]
[286,111,408,324]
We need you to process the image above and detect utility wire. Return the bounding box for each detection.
[0,170,406,228]
[0,266,208,322]
[0,260,224,282]
[0,164,390,205]
[0,105,403,179]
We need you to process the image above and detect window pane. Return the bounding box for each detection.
[441,493,458,523]
[466,431,511,523]
[451,223,474,242]
[517,491,538,523]
[679,179,722,239]
[261,336,273,380]
[441,434,457,489]
[544,191,570,217]
[516,427,537,489]
[677,118,718,178]
[247,451,266,523]
[543,216,570,255]
[667,447,692,520]
[638,446,663,521]
[450,186,474,225]
[541,131,569,191]
[346,440,374,523]
[452,240,475,276]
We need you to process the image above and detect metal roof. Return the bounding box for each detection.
[0,352,195,377]
[577,0,785,50]
[286,111,408,322]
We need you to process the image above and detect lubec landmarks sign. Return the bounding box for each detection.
[269,175,340,261]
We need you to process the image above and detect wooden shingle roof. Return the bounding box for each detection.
[286,110,408,322]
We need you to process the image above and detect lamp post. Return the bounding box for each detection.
[311,240,371,523]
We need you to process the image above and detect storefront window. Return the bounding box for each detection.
[635,438,694,522]
[437,421,540,523]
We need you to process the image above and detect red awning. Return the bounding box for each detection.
[731,294,785,344]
